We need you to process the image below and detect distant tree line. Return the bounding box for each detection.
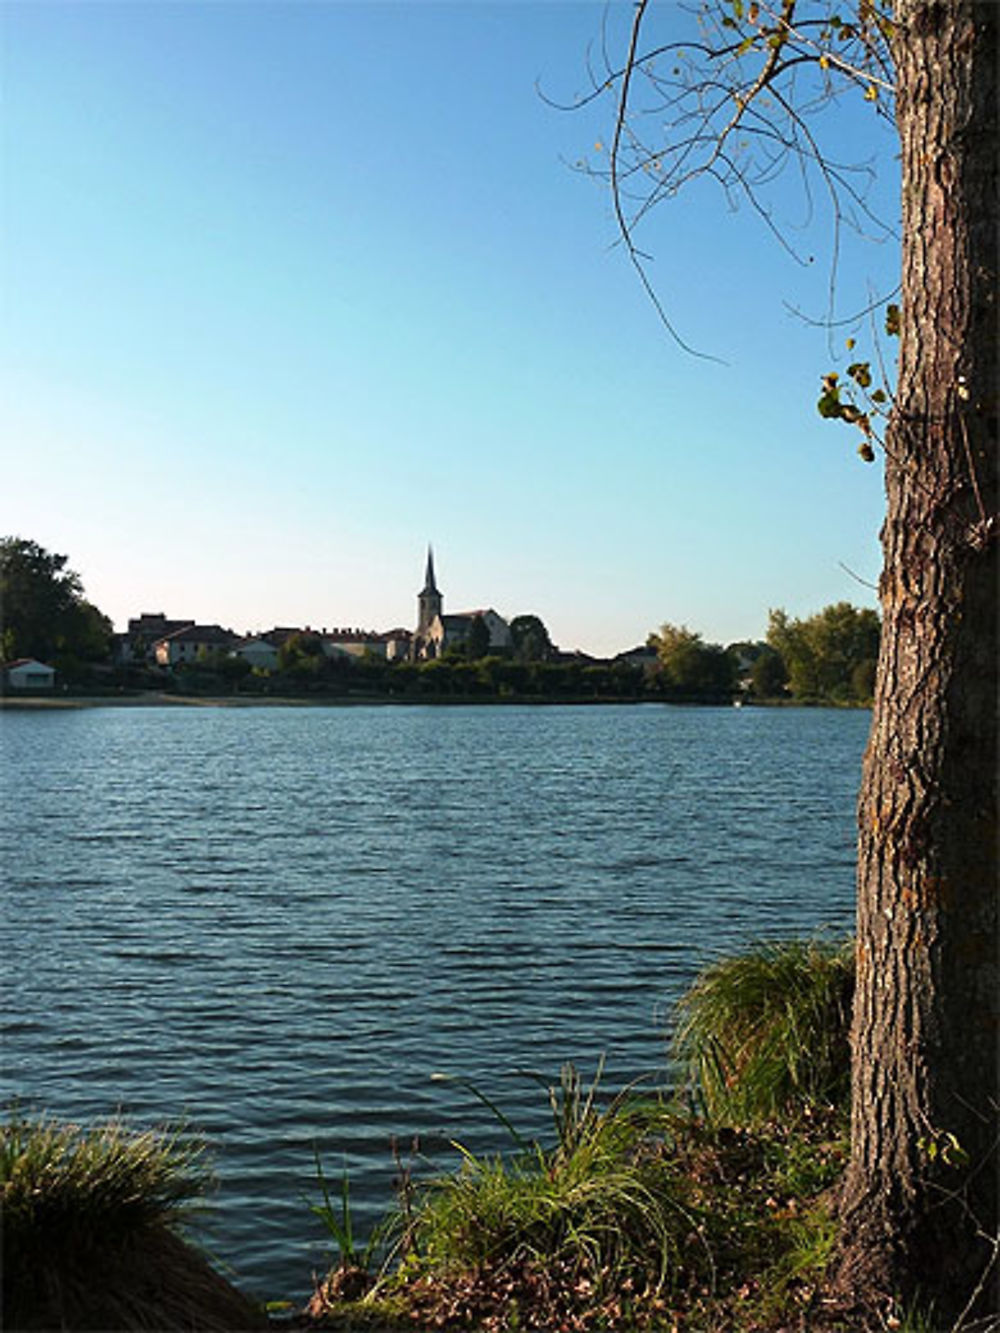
[648,603,879,705]
[1,537,878,704]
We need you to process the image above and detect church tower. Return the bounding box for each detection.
[417,545,443,639]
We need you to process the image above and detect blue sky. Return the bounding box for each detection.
[1,1,899,656]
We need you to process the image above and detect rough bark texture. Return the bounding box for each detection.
[838,0,998,1320]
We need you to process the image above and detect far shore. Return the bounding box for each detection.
[0,691,392,709]
[0,691,650,710]
[0,691,868,711]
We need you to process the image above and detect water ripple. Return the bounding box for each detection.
[0,703,867,1301]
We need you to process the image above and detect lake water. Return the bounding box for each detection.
[0,703,868,1301]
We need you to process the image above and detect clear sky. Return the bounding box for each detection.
[1,1,899,657]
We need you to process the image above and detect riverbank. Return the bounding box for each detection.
[3,941,860,1333]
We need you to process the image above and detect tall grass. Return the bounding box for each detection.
[2,1111,263,1331]
[671,935,855,1123]
[393,1063,848,1330]
[414,1098,694,1288]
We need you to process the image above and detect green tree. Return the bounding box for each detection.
[215,653,252,691]
[0,538,111,668]
[767,603,880,703]
[277,631,324,675]
[465,614,491,661]
[509,614,554,663]
[648,622,737,697]
[586,0,997,1313]
[750,646,789,699]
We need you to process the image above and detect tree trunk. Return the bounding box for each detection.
[838,0,998,1320]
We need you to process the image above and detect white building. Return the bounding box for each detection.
[153,625,236,667]
[231,637,281,671]
[3,658,56,691]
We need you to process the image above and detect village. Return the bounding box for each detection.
[1,546,660,697]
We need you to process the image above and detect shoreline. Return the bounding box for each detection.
[0,692,870,711]
[0,692,713,710]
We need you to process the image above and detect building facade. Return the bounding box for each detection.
[412,547,511,659]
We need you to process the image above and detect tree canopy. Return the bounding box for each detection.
[508,614,554,663]
[0,537,112,673]
[648,622,737,697]
[465,614,492,661]
[767,601,879,702]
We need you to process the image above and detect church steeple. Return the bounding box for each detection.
[421,545,440,597]
[417,544,443,639]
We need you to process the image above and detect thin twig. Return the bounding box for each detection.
[609,0,725,362]
[838,561,879,592]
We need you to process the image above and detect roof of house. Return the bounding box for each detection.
[257,627,303,647]
[615,645,659,660]
[127,616,195,641]
[322,628,382,643]
[438,609,503,627]
[3,658,54,670]
[233,635,278,649]
[154,624,234,646]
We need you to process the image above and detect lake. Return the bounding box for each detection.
[0,702,869,1301]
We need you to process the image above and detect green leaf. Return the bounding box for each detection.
[817,389,843,420]
[847,361,872,389]
[885,304,901,336]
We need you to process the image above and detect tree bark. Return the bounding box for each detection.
[838,0,998,1320]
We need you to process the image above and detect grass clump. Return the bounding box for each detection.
[672,935,855,1124]
[1,1111,264,1331]
[413,1085,694,1286]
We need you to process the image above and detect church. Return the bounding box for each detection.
[412,547,512,660]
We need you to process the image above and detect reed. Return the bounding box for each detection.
[414,1105,691,1289]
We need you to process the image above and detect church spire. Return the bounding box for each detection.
[422,544,440,596]
[417,544,443,642]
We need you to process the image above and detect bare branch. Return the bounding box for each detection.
[557,0,899,354]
